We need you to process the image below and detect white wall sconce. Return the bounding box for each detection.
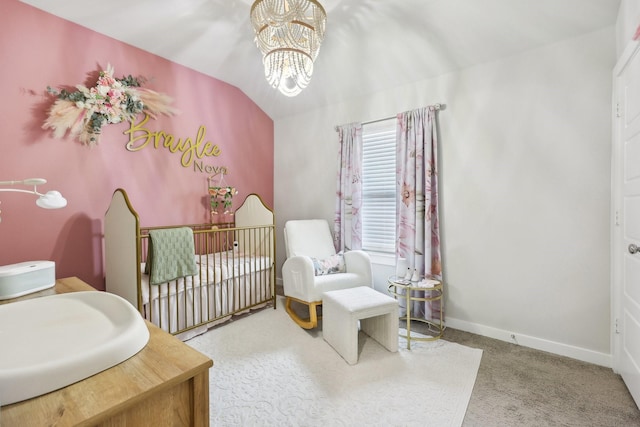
[0,178,67,222]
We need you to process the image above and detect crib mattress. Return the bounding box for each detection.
[140,251,272,303]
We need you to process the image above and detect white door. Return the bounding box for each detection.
[613,38,640,407]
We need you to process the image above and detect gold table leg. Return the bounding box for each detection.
[388,276,444,350]
[406,286,412,350]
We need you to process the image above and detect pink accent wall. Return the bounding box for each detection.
[0,1,274,290]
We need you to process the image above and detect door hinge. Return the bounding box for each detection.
[616,103,622,118]
[615,318,620,334]
[615,210,620,226]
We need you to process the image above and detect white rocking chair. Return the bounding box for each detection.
[281,219,373,329]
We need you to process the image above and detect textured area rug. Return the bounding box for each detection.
[186,297,482,427]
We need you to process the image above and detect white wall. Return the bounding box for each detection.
[274,27,615,366]
[617,0,640,56]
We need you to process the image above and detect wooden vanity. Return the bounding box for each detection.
[1,277,213,426]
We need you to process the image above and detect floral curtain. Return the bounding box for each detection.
[396,106,442,320]
[334,123,363,252]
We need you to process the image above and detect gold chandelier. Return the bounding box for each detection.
[250,0,327,97]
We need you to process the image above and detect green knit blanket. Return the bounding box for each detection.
[146,227,198,285]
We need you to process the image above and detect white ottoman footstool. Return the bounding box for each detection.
[323,286,399,365]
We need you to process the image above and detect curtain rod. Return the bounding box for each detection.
[336,103,443,130]
[363,103,442,125]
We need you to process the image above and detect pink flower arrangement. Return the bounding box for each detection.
[43,64,176,146]
[209,186,238,213]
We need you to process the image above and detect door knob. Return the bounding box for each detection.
[629,244,640,254]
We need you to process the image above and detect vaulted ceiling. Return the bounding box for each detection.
[21,0,620,119]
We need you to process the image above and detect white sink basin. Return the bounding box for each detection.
[0,291,149,405]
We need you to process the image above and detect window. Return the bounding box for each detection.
[361,119,396,254]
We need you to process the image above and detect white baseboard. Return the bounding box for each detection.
[276,275,612,367]
[445,317,613,368]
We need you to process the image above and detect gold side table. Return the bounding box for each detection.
[387,275,444,349]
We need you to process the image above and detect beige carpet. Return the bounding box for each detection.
[186,297,483,426]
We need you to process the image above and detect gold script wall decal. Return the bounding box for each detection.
[124,114,222,168]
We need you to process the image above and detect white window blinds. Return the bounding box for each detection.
[362,119,396,253]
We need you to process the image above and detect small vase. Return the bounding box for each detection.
[411,269,420,282]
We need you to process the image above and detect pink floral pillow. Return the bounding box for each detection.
[311,252,346,276]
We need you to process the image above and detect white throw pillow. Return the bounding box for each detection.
[311,252,346,276]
